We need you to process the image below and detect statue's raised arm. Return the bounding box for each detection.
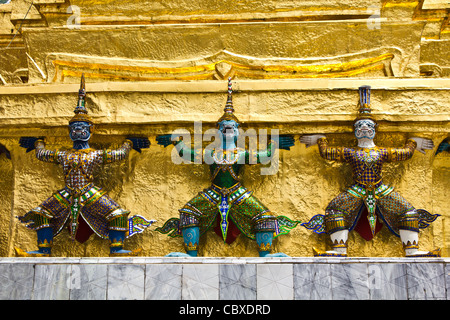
[156,134,202,163]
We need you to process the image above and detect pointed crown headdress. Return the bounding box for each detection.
[354,85,377,126]
[216,78,240,127]
[69,74,94,127]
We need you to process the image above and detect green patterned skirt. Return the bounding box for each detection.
[156,184,300,243]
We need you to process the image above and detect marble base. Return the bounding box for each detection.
[0,257,448,300]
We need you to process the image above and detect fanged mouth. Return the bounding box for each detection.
[356,129,374,138]
[222,126,235,136]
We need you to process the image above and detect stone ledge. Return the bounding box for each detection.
[0,78,448,129]
[0,257,448,300]
[1,78,449,95]
[1,256,449,264]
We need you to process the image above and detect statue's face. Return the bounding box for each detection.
[69,121,92,142]
[354,119,376,140]
[218,120,239,146]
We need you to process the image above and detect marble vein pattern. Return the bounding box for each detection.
[330,263,369,300]
[219,264,257,300]
[0,263,34,300]
[182,264,219,300]
[33,264,71,300]
[0,257,447,300]
[145,264,182,300]
[257,264,293,300]
[293,264,332,300]
[406,263,446,300]
[68,264,108,300]
[445,263,450,300]
[107,264,145,300]
[367,263,408,300]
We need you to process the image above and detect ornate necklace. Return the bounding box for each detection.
[356,148,380,168]
[212,149,239,165]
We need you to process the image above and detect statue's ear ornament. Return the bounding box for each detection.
[69,73,94,131]
[216,77,240,127]
[354,85,378,128]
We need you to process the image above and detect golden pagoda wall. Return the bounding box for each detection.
[0,80,448,257]
[0,0,448,257]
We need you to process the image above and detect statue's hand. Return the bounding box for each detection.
[156,134,177,148]
[410,137,434,154]
[299,134,326,148]
[276,135,295,150]
[126,137,150,153]
[19,137,44,153]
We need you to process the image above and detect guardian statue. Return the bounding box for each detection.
[301,86,440,257]
[155,79,299,257]
[16,75,154,257]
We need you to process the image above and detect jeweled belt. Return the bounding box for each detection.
[210,182,241,196]
[64,183,94,197]
[354,179,382,190]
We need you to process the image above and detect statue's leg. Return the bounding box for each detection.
[164,195,209,257]
[109,229,126,255]
[313,210,349,257]
[252,211,290,257]
[16,196,63,257]
[36,226,53,255]
[399,210,440,257]
[312,190,363,257]
[80,191,141,256]
[182,226,200,257]
[377,192,440,257]
[164,212,200,257]
[108,215,141,256]
[329,229,349,255]
[180,210,201,256]
[256,231,273,257]
[15,216,53,257]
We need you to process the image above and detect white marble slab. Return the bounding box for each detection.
[145,264,182,300]
[0,263,34,300]
[257,264,293,300]
[293,264,332,300]
[406,263,446,300]
[0,257,447,300]
[445,263,450,300]
[331,263,369,300]
[2,257,448,265]
[182,264,219,300]
[33,264,71,300]
[68,264,108,300]
[107,264,145,300]
[367,263,407,300]
[219,264,257,300]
